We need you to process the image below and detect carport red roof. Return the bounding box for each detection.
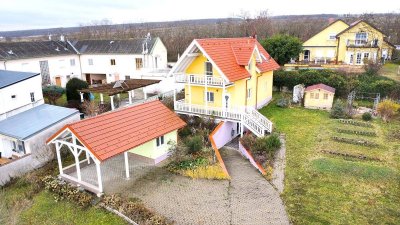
[196,38,280,82]
[47,100,186,161]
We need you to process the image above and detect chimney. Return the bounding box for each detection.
[60,35,65,42]
[48,34,52,41]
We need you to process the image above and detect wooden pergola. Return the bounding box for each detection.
[79,79,161,110]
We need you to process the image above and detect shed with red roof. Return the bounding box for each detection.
[304,83,336,110]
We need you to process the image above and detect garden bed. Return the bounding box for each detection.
[338,119,373,127]
[331,136,378,147]
[336,128,377,136]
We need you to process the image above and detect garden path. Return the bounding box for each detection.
[220,148,290,225]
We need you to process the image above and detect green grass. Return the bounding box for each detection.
[380,63,400,82]
[19,192,126,225]
[0,160,127,225]
[259,93,400,225]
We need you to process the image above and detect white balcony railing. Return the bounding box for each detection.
[175,73,227,86]
[174,100,273,136]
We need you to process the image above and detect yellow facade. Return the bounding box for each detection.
[304,90,335,110]
[300,20,394,65]
[183,52,273,109]
[128,130,177,159]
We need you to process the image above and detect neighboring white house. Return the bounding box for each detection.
[71,36,169,84]
[0,35,170,87]
[0,40,81,87]
[0,70,80,160]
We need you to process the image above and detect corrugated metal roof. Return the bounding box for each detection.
[47,100,186,161]
[0,70,39,89]
[0,41,76,60]
[71,38,157,54]
[0,104,79,140]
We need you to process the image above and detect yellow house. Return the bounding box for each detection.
[169,38,280,136]
[299,19,395,65]
[304,83,335,110]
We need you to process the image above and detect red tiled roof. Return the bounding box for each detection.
[305,83,336,93]
[196,38,279,82]
[47,100,186,161]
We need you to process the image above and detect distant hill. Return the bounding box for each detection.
[0,18,242,38]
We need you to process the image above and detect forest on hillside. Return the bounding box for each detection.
[2,12,399,61]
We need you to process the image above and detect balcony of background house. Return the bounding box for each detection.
[174,73,233,87]
[346,39,379,48]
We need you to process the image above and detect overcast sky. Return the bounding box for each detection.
[0,0,398,31]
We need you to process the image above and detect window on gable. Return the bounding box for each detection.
[205,61,213,75]
[328,33,336,40]
[156,135,165,147]
[110,59,116,66]
[88,58,93,65]
[247,88,252,99]
[70,59,76,66]
[355,32,368,46]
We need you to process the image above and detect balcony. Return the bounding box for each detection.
[346,40,379,48]
[175,73,231,87]
[174,99,273,136]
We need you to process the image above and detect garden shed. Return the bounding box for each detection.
[46,100,186,195]
[304,83,335,110]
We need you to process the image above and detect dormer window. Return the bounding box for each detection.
[205,61,213,75]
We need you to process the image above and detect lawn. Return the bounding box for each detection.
[380,62,400,82]
[259,94,400,224]
[0,161,127,225]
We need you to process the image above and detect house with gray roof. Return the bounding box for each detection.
[0,70,79,163]
[0,35,169,87]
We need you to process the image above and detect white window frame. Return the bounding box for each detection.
[110,59,116,66]
[355,32,368,46]
[205,61,213,75]
[206,91,214,103]
[156,136,165,147]
[70,59,76,66]
[363,53,370,61]
[323,93,328,100]
[88,58,94,66]
[356,52,362,64]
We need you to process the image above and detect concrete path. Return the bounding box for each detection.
[220,148,290,225]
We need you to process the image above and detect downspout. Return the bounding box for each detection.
[245,78,248,107]
[335,37,340,64]
[255,75,258,109]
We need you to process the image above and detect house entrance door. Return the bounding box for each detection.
[55,77,61,86]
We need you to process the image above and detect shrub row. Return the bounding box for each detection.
[240,133,281,166]
[331,136,378,147]
[338,119,373,127]
[167,157,208,172]
[336,128,377,136]
[320,150,381,161]
[42,175,94,208]
[101,194,171,225]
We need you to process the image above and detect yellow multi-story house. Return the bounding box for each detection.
[299,19,395,65]
[169,37,280,137]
